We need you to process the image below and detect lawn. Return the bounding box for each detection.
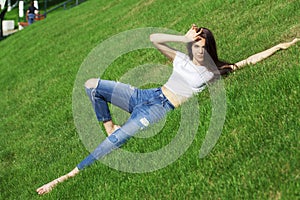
[0,0,299,199]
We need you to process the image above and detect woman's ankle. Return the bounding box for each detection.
[103,120,120,135]
[107,125,120,135]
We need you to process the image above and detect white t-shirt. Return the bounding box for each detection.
[164,51,214,97]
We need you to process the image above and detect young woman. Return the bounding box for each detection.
[36,24,298,195]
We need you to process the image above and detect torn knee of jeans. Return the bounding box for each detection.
[139,117,150,130]
[108,134,118,143]
[85,78,98,89]
[107,133,129,147]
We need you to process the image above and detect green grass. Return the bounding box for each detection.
[0,0,299,199]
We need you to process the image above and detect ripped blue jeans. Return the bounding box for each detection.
[77,79,175,170]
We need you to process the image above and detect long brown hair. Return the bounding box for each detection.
[187,27,233,75]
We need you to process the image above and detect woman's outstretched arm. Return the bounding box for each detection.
[36,167,80,195]
[232,38,299,70]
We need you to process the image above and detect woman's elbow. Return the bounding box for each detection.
[149,34,155,43]
[149,33,160,43]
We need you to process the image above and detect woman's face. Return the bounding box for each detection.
[191,37,206,65]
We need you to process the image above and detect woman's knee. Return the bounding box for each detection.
[85,78,99,89]
[107,128,132,147]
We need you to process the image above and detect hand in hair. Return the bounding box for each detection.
[185,24,203,42]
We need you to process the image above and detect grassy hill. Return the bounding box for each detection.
[0,0,299,199]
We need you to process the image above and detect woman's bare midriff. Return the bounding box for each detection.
[161,86,188,108]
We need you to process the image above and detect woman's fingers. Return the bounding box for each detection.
[192,24,198,29]
[36,186,48,195]
[188,24,204,41]
[36,185,49,195]
[195,31,201,36]
[37,188,46,195]
[193,36,201,41]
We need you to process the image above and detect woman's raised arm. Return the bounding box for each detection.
[150,33,188,60]
[150,24,202,60]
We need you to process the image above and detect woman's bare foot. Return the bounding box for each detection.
[103,120,121,136]
[36,167,79,195]
[107,125,121,135]
[36,179,59,195]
